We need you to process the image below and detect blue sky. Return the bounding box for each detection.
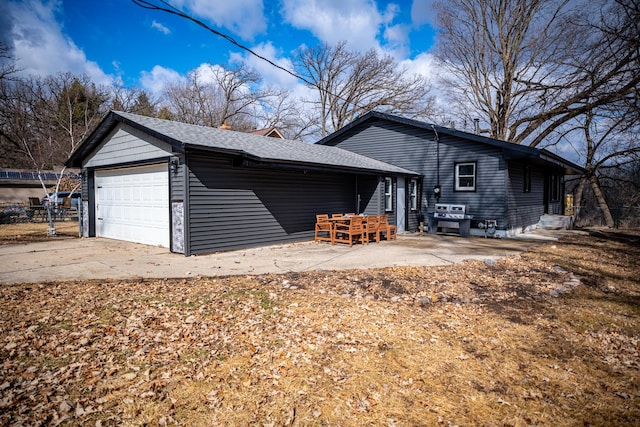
[0,0,588,163]
[1,0,439,94]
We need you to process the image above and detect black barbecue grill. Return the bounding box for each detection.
[429,204,473,237]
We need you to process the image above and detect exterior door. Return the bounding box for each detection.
[95,164,169,247]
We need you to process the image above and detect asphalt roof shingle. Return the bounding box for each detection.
[108,112,418,175]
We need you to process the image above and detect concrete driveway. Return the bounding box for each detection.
[0,232,560,285]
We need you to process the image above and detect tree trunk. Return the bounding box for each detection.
[573,176,587,223]
[588,174,615,227]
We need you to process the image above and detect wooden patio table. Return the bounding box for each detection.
[329,215,370,246]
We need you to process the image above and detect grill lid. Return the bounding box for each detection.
[434,204,469,219]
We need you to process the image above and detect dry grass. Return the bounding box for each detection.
[0,228,638,426]
[0,221,79,244]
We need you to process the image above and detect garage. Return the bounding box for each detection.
[68,111,418,255]
[95,164,169,247]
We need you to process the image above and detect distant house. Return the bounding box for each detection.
[66,111,417,255]
[250,127,285,139]
[316,111,584,236]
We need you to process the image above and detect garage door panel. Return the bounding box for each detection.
[95,164,169,247]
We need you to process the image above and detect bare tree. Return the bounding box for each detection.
[0,42,19,81]
[573,97,640,226]
[46,74,109,162]
[162,63,283,131]
[294,41,434,137]
[109,85,159,116]
[0,72,109,232]
[0,77,40,168]
[251,90,319,141]
[434,0,640,147]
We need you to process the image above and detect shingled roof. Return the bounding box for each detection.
[67,111,419,176]
[317,111,584,175]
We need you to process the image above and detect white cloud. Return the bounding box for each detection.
[280,0,397,53]
[171,0,266,40]
[400,51,438,80]
[151,20,171,35]
[5,0,113,85]
[229,42,314,105]
[383,23,411,57]
[140,65,184,95]
[190,63,218,84]
[230,42,299,89]
[411,0,438,27]
[400,52,452,112]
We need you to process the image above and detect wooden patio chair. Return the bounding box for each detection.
[331,213,343,218]
[314,214,333,243]
[332,216,365,247]
[364,215,381,243]
[58,197,72,220]
[28,197,46,222]
[379,214,397,240]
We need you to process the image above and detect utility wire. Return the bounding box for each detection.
[130,0,380,117]
[131,0,315,87]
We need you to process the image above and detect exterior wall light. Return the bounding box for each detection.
[170,157,179,174]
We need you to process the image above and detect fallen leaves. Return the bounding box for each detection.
[0,230,639,425]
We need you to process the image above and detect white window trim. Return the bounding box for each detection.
[455,162,476,192]
[409,179,418,211]
[384,177,393,211]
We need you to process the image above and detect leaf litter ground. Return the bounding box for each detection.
[0,227,638,426]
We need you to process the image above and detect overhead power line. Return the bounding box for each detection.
[130,0,315,87]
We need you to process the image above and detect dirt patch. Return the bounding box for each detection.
[0,228,638,426]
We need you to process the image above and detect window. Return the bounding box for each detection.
[523,165,531,193]
[384,177,393,211]
[409,179,418,211]
[455,162,476,192]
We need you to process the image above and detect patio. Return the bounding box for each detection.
[0,230,564,285]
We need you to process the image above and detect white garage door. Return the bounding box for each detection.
[95,164,169,247]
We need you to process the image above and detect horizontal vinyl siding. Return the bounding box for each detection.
[188,154,356,254]
[506,162,545,230]
[84,124,172,168]
[170,156,185,202]
[360,177,382,215]
[329,119,507,227]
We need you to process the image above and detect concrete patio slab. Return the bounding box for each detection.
[0,231,567,285]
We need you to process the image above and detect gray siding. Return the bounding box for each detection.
[83,124,172,168]
[169,156,186,202]
[187,154,359,254]
[359,177,382,215]
[506,162,545,231]
[326,119,507,229]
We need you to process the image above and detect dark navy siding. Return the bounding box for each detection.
[325,119,508,229]
[187,154,360,254]
[169,156,186,202]
[506,162,546,231]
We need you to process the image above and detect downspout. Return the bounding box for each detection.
[183,154,191,256]
[431,125,441,202]
[355,175,360,214]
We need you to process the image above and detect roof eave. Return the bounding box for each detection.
[187,145,418,176]
[539,150,585,174]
